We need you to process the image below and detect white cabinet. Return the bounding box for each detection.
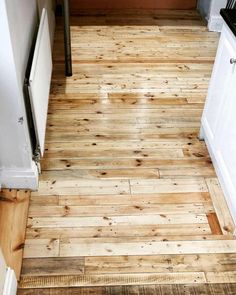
[202,24,236,141]
[201,21,236,225]
[217,71,236,180]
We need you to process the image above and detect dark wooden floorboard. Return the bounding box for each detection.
[17,284,236,295]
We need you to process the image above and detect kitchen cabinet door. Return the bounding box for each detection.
[202,27,236,142]
[215,65,236,205]
[201,23,236,225]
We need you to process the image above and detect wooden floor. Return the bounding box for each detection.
[19,10,236,293]
[17,283,236,295]
[0,189,30,280]
[69,0,197,11]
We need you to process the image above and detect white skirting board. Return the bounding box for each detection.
[0,165,38,190]
[0,248,6,295]
[201,125,236,230]
[208,15,224,32]
[3,268,17,295]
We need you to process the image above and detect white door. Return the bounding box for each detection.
[29,8,52,156]
[215,64,236,213]
[202,28,235,141]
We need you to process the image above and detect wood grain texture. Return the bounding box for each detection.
[206,178,235,235]
[16,284,236,295]
[0,189,30,280]
[19,272,206,288]
[21,257,84,276]
[69,0,197,11]
[25,226,213,239]
[19,9,236,291]
[207,213,223,235]
[84,253,236,274]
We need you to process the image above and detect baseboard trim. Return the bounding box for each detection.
[0,165,38,190]
[208,15,224,32]
[3,268,17,295]
[201,125,236,228]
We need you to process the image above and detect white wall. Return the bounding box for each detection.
[6,0,38,86]
[197,0,211,20]
[0,0,38,189]
[208,0,227,31]
[210,0,227,15]
[198,0,227,32]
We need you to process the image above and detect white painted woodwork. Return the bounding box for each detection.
[208,0,227,32]
[29,9,52,156]
[2,269,17,295]
[0,249,7,295]
[201,22,236,224]
[0,0,38,189]
[37,0,55,48]
[0,249,17,295]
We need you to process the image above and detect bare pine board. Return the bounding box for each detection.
[0,189,30,280]
[206,178,235,235]
[58,240,236,257]
[25,225,213,239]
[84,253,236,274]
[26,213,208,229]
[28,203,213,217]
[19,272,206,288]
[21,257,84,276]
[16,283,236,295]
[57,192,212,206]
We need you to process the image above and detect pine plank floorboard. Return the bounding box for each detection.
[0,189,30,280]
[16,284,236,295]
[19,9,236,292]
